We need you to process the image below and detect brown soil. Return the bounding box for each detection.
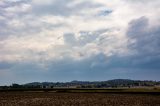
[0,92,160,106]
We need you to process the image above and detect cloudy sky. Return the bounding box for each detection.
[0,0,160,85]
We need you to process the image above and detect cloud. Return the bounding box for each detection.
[63,33,76,45]
[126,16,160,69]
[63,28,109,46]
[0,62,13,70]
[31,0,103,16]
[0,0,160,85]
[98,9,112,16]
[127,16,160,56]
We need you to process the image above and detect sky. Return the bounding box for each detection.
[0,0,160,85]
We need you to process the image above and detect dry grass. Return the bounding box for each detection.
[0,92,160,106]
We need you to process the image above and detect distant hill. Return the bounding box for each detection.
[22,79,160,88]
[0,79,160,89]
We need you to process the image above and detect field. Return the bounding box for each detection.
[0,92,160,106]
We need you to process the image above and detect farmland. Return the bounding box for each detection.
[0,92,160,106]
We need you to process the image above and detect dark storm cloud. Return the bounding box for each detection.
[43,51,160,81]
[126,16,160,69]
[45,53,112,81]
[127,16,160,56]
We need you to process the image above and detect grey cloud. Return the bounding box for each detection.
[0,53,109,83]
[127,16,160,56]
[0,0,69,40]
[32,0,103,16]
[63,33,76,45]
[126,0,160,3]
[0,0,26,8]
[43,51,160,81]
[0,0,32,39]
[0,19,9,40]
[63,28,109,46]
[98,9,112,16]
[0,62,13,70]
[45,53,111,81]
[107,55,160,70]
[126,16,160,69]
[1,0,160,84]
[0,61,48,84]
[1,51,160,84]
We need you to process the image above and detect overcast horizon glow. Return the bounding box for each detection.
[0,0,160,85]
